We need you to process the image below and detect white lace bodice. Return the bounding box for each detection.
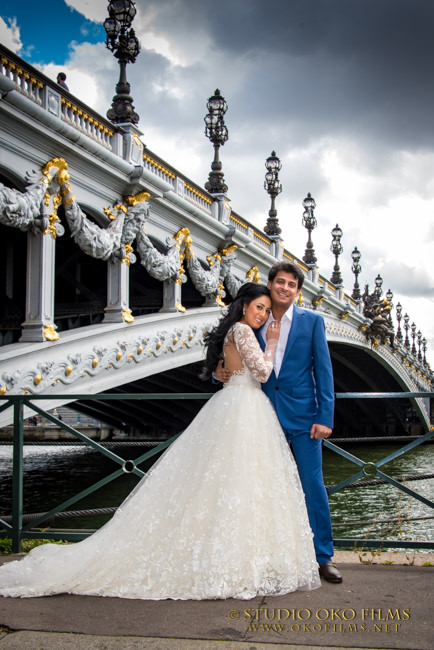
[224,322,277,383]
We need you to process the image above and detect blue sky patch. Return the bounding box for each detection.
[1,0,105,65]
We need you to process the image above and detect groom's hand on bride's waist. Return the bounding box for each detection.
[213,360,232,383]
[310,423,333,439]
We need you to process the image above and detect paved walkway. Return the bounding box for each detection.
[0,552,433,650]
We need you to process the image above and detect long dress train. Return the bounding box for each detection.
[0,322,320,599]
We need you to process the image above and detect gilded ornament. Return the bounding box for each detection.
[43,324,59,341]
[122,308,135,323]
[246,266,261,283]
[92,358,98,368]
[34,374,42,386]
[295,292,304,306]
[113,203,128,214]
[312,296,325,308]
[103,207,117,220]
[220,244,238,257]
[58,168,70,185]
[216,282,226,307]
[65,366,73,376]
[173,337,178,345]
[176,302,186,313]
[0,386,6,395]
[116,352,122,361]
[174,228,193,261]
[125,191,151,207]
[41,157,68,180]
[156,342,162,350]
[137,346,143,354]
[132,133,142,147]
[122,243,134,266]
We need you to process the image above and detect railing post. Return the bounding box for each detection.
[12,398,24,552]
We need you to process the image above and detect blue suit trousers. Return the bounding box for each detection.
[284,429,334,566]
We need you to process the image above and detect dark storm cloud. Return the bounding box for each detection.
[137,0,434,151]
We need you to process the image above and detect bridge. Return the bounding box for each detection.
[0,42,432,439]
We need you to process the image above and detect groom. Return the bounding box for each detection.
[217,261,342,583]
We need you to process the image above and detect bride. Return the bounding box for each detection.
[0,283,320,600]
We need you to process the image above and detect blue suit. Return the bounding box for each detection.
[258,305,335,565]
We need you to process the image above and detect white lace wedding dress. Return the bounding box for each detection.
[0,322,320,599]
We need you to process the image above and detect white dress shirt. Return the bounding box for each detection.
[262,303,294,377]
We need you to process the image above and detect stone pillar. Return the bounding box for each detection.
[211,194,231,224]
[269,237,283,259]
[160,279,183,313]
[103,258,134,323]
[20,229,58,342]
[118,123,144,166]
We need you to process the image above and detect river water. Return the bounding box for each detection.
[0,441,433,547]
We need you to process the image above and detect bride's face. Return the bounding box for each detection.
[241,296,272,329]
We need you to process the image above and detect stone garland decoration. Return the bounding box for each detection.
[0,158,66,238]
[0,158,254,306]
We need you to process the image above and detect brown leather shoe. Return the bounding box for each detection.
[319,561,343,583]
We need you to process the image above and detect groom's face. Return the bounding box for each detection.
[267,271,300,310]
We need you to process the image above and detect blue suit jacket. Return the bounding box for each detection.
[258,305,334,434]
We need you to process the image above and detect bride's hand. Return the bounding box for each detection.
[266,320,281,342]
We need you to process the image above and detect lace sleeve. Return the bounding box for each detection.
[232,322,277,382]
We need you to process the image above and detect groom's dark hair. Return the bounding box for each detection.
[268,261,305,290]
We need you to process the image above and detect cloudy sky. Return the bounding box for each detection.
[1,0,433,362]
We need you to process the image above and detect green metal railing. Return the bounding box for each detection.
[0,392,433,553]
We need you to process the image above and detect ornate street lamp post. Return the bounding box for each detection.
[386,288,393,306]
[104,0,141,125]
[395,302,403,342]
[301,193,317,264]
[417,330,422,361]
[204,89,229,194]
[374,274,383,298]
[263,151,282,237]
[351,246,362,300]
[411,322,417,355]
[403,313,410,348]
[422,337,427,366]
[330,224,343,286]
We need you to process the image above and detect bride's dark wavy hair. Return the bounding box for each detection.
[200,283,271,380]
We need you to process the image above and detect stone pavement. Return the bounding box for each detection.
[0,552,433,650]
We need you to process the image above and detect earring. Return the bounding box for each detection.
[243,308,246,316]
